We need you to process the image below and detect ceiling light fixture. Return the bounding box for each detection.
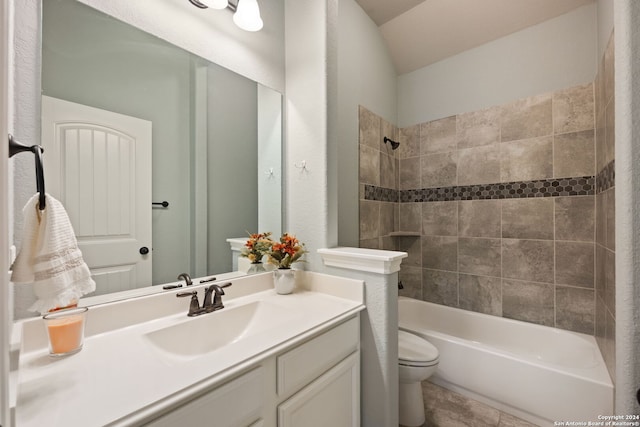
[188,0,263,32]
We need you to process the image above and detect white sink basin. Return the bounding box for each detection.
[143,301,293,359]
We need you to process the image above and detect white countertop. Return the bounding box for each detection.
[13,271,364,427]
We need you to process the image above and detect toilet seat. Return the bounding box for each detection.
[399,330,439,367]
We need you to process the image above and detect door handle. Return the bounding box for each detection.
[139,246,150,255]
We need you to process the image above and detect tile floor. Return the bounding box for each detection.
[400,381,539,427]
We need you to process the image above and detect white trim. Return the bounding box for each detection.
[1,0,11,424]
[318,247,407,274]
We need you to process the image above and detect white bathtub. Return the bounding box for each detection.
[398,297,613,426]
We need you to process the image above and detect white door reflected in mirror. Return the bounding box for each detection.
[41,96,152,296]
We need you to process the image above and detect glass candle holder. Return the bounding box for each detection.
[42,307,88,357]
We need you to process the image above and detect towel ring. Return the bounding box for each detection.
[8,134,46,210]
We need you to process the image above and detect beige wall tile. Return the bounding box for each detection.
[397,235,421,267]
[554,130,595,178]
[399,156,420,190]
[501,93,552,142]
[595,244,606,300]
[379,235,396,251]
[606,188,615,251]
[399,202,421,232]
[500,136,553,182]
[605,97,615,166]
[502,239,554,284]
[359,144,379,186]
[596,110,606,172]
[555,241,595,288]
[552,83,595,135]
[359,238,379,249]
[399,124,420,159]
[380,202,395,236]
[605,248,615,315]
[422,201,457,236]
[359,200,379,240]
[457,106,500,149]
[555,196,595,242]
[556,286,595,334]
[458,200,501,238]
[458,144,500,185]
[604,308,616,382]
[458,238,501,277]
[421,115,457,155]
[379,152,396,189]
[604,31,615,107]
[596,294,606,343]
[502,198,554,240]
[459,274,502,316]
[380,118,397,155]
[596,192,606,245]
[422,269,458,307]
[421,151,458,188]
[398,266,422,300]
[503,279,554,326]
[359,105,380,149]
[422,235,458,271]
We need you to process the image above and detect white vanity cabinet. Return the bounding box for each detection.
[144,367,266,427]
[143,315,360,427]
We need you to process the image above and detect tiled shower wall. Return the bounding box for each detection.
[360,80,602,336]
[595,32,616,383]
[358,106,399,250]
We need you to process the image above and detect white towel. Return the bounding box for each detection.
[11,193,96,313]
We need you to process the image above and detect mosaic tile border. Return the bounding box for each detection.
[364,176,595,203]
[363,185,398,202]
[596,160,615,194]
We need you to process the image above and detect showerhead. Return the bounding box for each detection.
[384,136,400,150]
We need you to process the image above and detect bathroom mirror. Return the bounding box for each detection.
[15,0,282,306]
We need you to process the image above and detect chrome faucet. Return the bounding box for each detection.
[176,282,232,316]
[177,273,193,286]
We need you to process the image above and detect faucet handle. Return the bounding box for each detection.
[176,290,202,316]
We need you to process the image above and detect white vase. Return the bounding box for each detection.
[273,268,295,295]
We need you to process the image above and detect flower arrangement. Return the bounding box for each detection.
[241,232,273,263]
[267,233,307,269]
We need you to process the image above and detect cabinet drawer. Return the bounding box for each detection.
[277,316,359,397]
[145,367,264,427]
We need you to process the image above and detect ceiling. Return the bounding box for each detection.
[355,0,595,75]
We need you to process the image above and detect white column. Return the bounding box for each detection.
[614,0,640,415]
[319,247,407,427]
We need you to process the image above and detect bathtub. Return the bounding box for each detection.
[398,297,613,426]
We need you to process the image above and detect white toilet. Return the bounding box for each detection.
[398,330,440,426]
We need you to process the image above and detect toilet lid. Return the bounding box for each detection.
[398,330,439,364]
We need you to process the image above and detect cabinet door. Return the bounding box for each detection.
[278,352,359,427]
[145,367,264,427]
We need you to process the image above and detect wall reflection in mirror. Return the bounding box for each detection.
[18,0,282,306]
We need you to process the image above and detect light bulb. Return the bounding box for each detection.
[200,0,228,9]
[233,0,263,32]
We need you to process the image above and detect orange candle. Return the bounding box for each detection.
[43,307,88,356]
